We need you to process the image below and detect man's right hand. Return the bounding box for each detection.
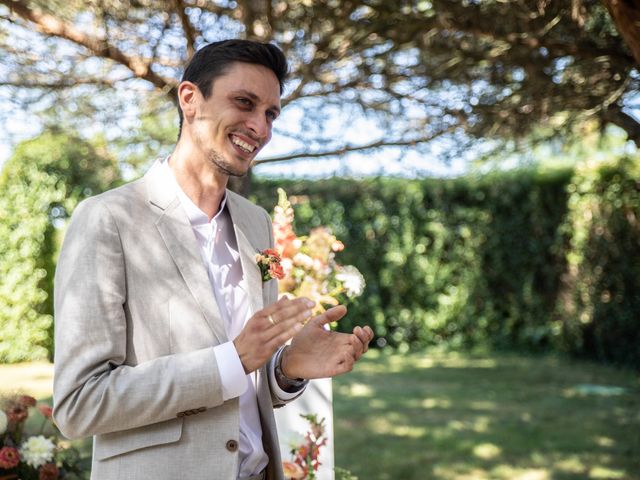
[233,296,314,374]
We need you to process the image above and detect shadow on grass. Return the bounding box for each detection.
[333,351,640,480]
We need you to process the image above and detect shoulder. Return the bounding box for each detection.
[72,178,146,220]
[226,189,270,222]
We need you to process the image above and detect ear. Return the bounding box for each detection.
[178,81,199,120]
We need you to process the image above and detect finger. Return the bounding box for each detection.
[263,303,311,343]
[353,326,372,353]
[351,333,366,360]
[265,297,314,324]
[268,304,312,330]
[363,326,374,340]
[311,305,347,327]
[263,321,304,351]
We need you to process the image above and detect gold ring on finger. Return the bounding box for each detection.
[268,314,277,326]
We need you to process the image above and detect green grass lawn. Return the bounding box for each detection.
[333,350,640,480]
[2,351,639,479]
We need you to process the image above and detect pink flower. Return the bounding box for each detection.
[262,248,281,260]
[269,262,285,280]
[19,395,37,407]
[6,404,29,424]
[0,446,20,469]
[39,462,60,480]
[38,404,53,418]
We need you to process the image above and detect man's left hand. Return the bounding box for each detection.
[280,305,374,379]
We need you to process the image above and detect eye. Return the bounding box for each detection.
[266,110,279,121]
[236,97,253,108]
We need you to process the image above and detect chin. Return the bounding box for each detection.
[206,150,252,177]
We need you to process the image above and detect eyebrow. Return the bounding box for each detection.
[232,89,281,116]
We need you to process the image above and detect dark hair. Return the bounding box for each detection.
[177,39,288,136]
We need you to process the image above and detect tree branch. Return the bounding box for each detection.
[174,0,197,58]
[602,0,640,65]
[255,128,454,164]
[603,104,640,147]
[0,78,122,89]
[0,0,178,102]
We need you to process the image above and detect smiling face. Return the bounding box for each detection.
[180,61,281,177]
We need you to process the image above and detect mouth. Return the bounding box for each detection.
[229,134,258,155]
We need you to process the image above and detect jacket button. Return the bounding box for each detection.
[226,440,238,452]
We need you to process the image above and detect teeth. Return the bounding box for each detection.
[231,136,256,153]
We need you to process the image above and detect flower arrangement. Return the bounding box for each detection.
[255,248,285,282]
[272,188,365,317]
[0,394,85,480]
[282,414,327,480]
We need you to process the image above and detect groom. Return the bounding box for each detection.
[53,39,373,480]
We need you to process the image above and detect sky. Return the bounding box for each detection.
[0,93,471,179]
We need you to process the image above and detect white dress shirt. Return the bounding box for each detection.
[161,159,298,478]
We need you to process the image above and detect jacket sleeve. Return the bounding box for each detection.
[52,197,224,440]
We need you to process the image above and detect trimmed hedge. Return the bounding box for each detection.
[251,157,640,369]
[2,138,638,369]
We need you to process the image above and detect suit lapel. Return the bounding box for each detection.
[145,160,228,344]
[226,193,265,316]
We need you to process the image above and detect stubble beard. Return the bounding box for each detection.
[207,148,248,178]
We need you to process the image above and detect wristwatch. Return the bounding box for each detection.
[275,347,307,391]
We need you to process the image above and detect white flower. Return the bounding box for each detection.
[0,410,7,434]
[20,435,55,468]
[293,253,314,269]
[281,257,293,274]
[335,266,366,297]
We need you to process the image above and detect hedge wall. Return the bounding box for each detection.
[251,157,640,369]
[2,143,638,369]
[0,132,120,362]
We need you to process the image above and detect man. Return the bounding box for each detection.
[53,39,373,480]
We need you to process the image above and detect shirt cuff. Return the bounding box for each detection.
[213,341,248,401]
[270,346,308,400]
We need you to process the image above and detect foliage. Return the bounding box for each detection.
[557,156,640,368]
[252,155,640,369]
[0,131,120,362]
[0,394,86,479]
[273,188,365,316]
[0,0,636,174]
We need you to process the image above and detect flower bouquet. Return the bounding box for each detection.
[282,414,327,480]
[0,394,85,480]
[272,188,365,317]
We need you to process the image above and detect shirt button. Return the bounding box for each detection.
[226,440,238,452]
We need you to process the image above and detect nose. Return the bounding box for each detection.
[245,111,271,141]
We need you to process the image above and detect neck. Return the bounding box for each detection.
[169,140,228,220]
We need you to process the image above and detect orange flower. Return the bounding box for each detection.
[257,248,285,282]
[282,460,305,479]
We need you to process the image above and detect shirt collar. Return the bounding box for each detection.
[161,157,228,227]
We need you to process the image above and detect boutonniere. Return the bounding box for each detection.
[255,248,285,282]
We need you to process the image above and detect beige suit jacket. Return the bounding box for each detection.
[53,161,290,480]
